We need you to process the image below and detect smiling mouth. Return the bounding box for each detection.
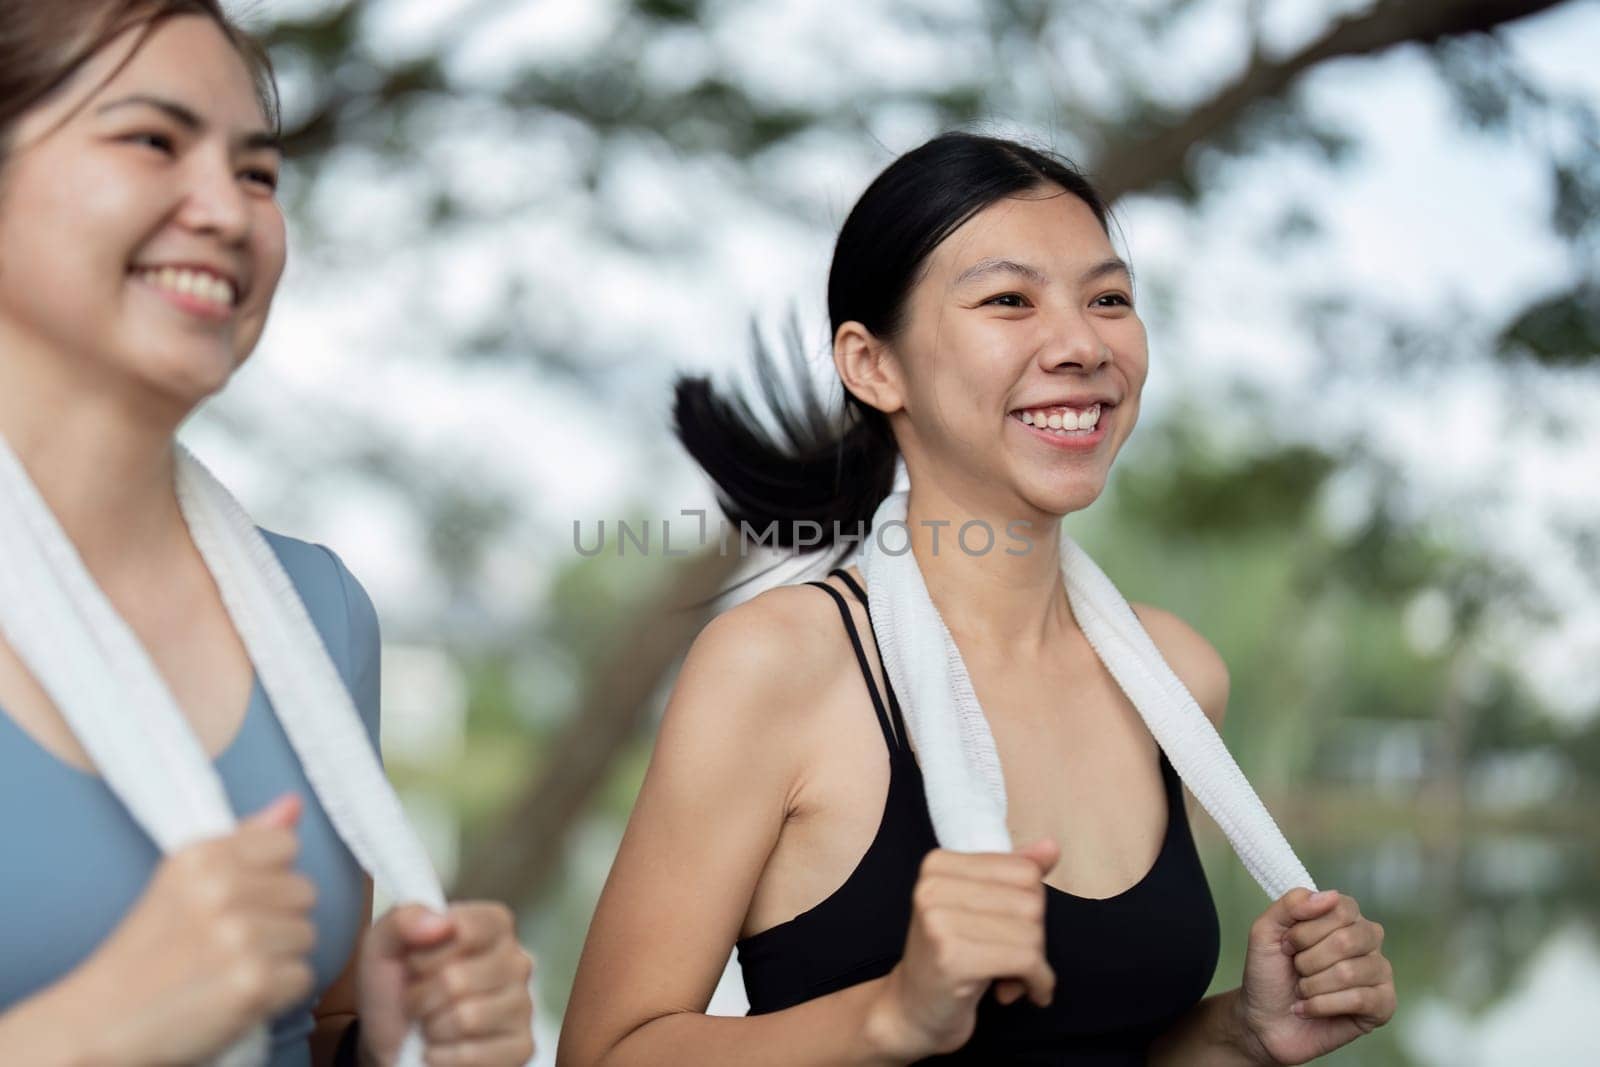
[130,266,240,311]
[1010,402,1110,436]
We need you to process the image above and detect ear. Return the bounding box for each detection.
[834,320,906,415]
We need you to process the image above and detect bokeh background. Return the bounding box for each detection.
[201,1,1599,1062]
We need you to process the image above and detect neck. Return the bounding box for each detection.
[0,323,188,576]
[900,480,1077,662]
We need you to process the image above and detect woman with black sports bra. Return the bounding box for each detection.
[558,132,1395,1066]
[737,569,1223,1061]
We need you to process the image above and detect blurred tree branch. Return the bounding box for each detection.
[1092,0,1571,199]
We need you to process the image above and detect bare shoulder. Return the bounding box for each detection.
[1127,602,1230,730]
[690,580,849,693]
[665,579,852,751]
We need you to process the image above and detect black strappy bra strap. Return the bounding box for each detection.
[826,569,912,748]
[805,580,900,755]
[831,567,869,606]
[880,671,910,750]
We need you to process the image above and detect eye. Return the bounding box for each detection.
[124,130,176,155]
[240,167,279,192]
[1093,293,1132,308]
[983,293,1031,309]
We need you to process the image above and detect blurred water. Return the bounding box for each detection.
[1402,919,1600,1066]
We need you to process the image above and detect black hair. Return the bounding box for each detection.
[671,131,1116,593]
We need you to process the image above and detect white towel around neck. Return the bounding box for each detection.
[857,489,1315,901]
[0,434,446,1067]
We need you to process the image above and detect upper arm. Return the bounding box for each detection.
[558,594,819,1064]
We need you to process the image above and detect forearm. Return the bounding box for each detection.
[578,974,910,1067]
[1147,987,1270,1067]
[0,974,107,1067]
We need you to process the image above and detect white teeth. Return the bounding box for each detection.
[1018,403,1102,434]
[137,267,237,309]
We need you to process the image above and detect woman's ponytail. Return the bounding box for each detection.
[671,325,897,575]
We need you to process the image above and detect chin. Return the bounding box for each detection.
[1028,478,1104,518]
[124,342,241,405]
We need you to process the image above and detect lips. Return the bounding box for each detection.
[1011,405,1111,450]
[129,261,247,304]
[1009,397,1118,415]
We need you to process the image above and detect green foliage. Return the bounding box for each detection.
[1498,283,1600,368]
[633,0,703,22]
[1552,156,1600,242]
[1116,427,1338,537]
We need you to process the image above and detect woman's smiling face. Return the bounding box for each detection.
[888,185,1149,519]
[0,14,286,411]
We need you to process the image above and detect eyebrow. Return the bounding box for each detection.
[952,255,1134,289]
[96,94,280,153]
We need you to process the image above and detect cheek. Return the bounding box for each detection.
[31,157,169,277]
[229,208,286,359]
[1111,322,1150,390]
[0,161,138,332]
[55,160,153,260]
[255,207,288,294]
[944,321,1022,396]
[1127,351,1150,389]
[2,170,82,278]
[240,207,286,322]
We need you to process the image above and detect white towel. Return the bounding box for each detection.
[857,489,1314,900]
[0,434,445,1066]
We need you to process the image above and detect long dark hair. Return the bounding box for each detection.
[0,0,278,166]
[672,131,1116,587]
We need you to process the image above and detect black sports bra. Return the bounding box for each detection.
[735,569,1221,1064]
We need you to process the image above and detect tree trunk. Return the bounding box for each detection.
[452,547,745,903]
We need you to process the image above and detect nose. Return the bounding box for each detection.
[1038,308,1113,374]
[175,149,251,245]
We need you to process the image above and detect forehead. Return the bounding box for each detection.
[928,190,1115,281]
[54,15,266,131]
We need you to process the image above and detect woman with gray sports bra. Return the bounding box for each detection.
[559,133,1396,1065]
[0,4,533,1064]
